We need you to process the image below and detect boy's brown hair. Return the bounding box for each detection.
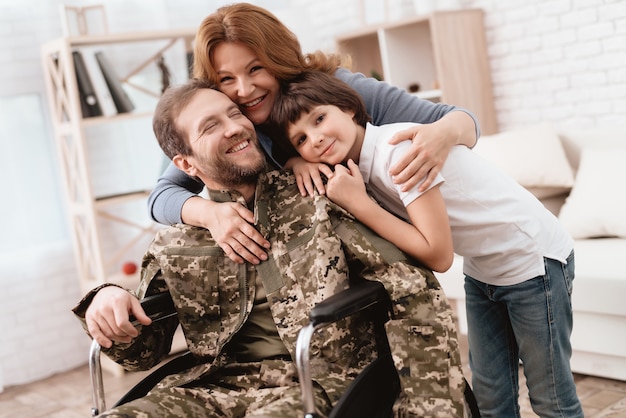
[269,71,371,159]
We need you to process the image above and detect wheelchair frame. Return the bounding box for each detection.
[89,281,480,417]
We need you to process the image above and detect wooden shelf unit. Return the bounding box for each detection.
[337,9,497,134]
[41,29,196,296]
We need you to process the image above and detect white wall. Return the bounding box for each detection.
[0,242,83,391]
[1,0,624,391]
[465,0,626,131]
[294,0,626,131]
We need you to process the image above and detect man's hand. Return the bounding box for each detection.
[85,286,151,349]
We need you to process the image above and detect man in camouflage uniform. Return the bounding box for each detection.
[73,80,466,417]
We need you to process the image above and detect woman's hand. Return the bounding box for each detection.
[387,123,450,193]
[325,160,370,212]
[183,197,270,265]
[285,156,334,197]
[388,111,477,192]
[206,200,270,264]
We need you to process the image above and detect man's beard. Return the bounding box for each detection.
[199,135,266,189]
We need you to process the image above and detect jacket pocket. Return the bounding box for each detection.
[161,247,231,357]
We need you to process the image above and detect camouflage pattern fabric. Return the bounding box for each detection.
[99,359,333,417]
[73,169,466,417]
[258,171,466,416]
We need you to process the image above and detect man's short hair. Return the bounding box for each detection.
[153,78,217,160]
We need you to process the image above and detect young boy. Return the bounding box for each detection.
[269,71,583,418]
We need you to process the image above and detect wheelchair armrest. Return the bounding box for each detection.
[308,280,392,326]
[297,280,395,418]
[129,292,177,325]
[90,291,177,417]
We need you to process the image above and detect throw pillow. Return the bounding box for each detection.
[558,147,626,239]
[473,124,575,194]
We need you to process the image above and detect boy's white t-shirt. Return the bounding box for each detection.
[358,122,574,286]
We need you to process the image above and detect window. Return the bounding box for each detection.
[0,94,67,252]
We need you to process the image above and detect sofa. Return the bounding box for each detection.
[435,124,626,382]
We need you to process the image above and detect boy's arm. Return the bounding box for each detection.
[326,160,453,273]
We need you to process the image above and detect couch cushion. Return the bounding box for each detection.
[559,147,626,239]
[571,238,626,316]
[437,239,626,317]
[473,124,574,197]
[570,311,626,381]
[559,127,626,172]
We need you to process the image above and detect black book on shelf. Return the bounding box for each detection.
[80,47,118,117]
[94,51,135,114]
[72,50,102,118]
[186,50,194,79]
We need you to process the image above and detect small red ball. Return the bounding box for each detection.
[122,261,138,275]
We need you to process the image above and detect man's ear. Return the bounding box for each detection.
[172,154,198,177]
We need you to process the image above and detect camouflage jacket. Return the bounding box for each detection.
[73,170,463,411]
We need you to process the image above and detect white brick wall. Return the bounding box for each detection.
[290,0,626,130]
[1,0,624,392]
[464,0,626,130]
[0,242,88,390]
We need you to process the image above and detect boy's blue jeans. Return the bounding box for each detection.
[464,251,584,417]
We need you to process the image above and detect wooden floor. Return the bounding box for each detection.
[2,332,626,417]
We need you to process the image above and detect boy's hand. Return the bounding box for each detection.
[286,156,334,197]
[326,159,369,211]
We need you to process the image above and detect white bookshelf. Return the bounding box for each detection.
[40,28,196,295]
[337,9,497,134]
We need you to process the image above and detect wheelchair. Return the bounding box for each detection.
[90,280,480,417]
